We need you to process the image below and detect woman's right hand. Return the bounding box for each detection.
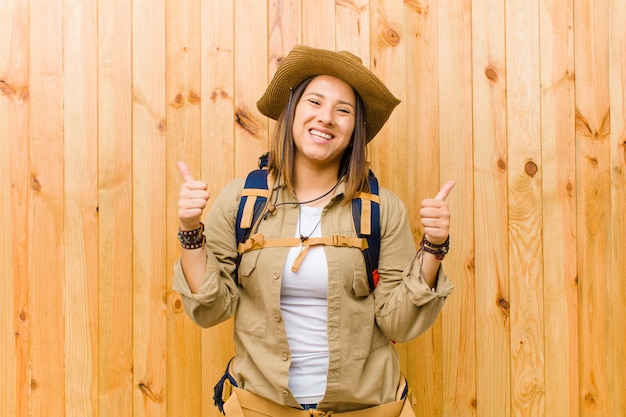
[177,161,210,231]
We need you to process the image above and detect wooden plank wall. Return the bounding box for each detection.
[1,1,624,416]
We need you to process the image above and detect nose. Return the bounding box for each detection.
[317,105,335,126]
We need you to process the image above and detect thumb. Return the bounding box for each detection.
[177,161,195,183]
[434,180,456,201]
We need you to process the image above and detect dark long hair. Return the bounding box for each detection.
[267,76,370,203]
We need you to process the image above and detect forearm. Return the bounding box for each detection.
[419,251,442,289]
[180,247,207,294]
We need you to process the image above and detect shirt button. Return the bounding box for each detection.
[274,315,281,322]
[329,371,335,378]
[291,204,298,209]
[282,353,289,361]
[273,273,279,280]
[282,390,289,396]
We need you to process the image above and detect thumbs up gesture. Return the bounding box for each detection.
[420,181,456,245]
[177,161,210,231]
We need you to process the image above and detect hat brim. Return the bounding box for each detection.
[257,45,400,143]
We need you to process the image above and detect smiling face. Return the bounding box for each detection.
[291,75,357,170]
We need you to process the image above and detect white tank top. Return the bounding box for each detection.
[280,204,329,404]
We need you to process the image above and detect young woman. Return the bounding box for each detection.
[173,45,455,416]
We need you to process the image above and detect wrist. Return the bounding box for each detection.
[178,223,205,249]
[421,234,449,260]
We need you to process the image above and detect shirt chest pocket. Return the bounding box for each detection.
[235,249,267,338]
[351,265,388,359]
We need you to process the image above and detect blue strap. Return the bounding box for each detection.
[352,170,380,292]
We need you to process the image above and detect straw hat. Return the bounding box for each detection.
[257,45,400,143]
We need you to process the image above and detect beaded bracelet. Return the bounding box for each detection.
[178,223,205,249]
[420,234,449,261]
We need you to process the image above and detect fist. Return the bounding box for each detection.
[177,161,210,230]
[420,181,455,245]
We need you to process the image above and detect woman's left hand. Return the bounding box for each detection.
[420,181,456,245]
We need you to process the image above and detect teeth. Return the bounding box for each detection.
[310,129,332,140]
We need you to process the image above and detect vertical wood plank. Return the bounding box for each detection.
[539,0,578,416]
[302,0,335,49]
[471,0,510,415]
[1,2,30,416]
[234,0,268,176]
[437,1,476,416]
[269,0,301,72]
[574,0,612,415]
[370,0,407,195]
[401,1,441,415]
[505,1,545,416]
[608,0,626,413]
[336,0,369,59]
[98,0,133,415]
[132,0,167,415]
[1,2,16,416]
[98,0,134,414]
[201,1,236,415]
[63,0,99,415]
[29,0,65,415]
[166,0,203,416]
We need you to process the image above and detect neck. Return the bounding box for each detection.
[293,161,341,206]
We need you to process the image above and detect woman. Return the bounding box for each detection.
[173,45,455,416]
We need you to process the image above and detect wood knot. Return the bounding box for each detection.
[19,311,27,321]
[171,93,184,108]
[485,66,498,82]
[188,90,201,105]
[584,392,595,405]
[157,120,166,133]
[31,176,42,192]
[210,88,230,102]
[138,382,163,403]
[497,297,510,311]
[173,299,183,311]
[497,158,506,171]
[0,79,15,96]
[525,161,538,177]
[384,28,401,46]
[235,106,261,136]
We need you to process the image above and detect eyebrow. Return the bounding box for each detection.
[305,92,356,110]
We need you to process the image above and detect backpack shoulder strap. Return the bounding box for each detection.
[352,170,381,292]
[234,154,271,282]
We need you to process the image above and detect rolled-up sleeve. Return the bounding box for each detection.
[373,189,454,342]
[172,179,244,328]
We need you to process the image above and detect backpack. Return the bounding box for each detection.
[235,153,381,292]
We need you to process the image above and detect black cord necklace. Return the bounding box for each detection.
[264,179,340,217]
[298,205,322,243]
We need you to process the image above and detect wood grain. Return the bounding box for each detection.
[97,0,133,415]
[506,1,546,416]
[201,1,236,415]
[438,1,476,416]
[0,1,625,416]
[574,0,612,415]
[608,0,625,414]
[539,0,579,416]
[166,0,203,416]
[400,1,441,415]
[1,2,30,416]
[472,0,511,415]
[63,0,99,415]
[29,0,65,415]
[234,0,268,177]
[132,0,167,415]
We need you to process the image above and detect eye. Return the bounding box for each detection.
[308,99,321,106]
[337,107,352,114]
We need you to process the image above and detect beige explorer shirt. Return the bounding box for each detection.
[173,178,454,413]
